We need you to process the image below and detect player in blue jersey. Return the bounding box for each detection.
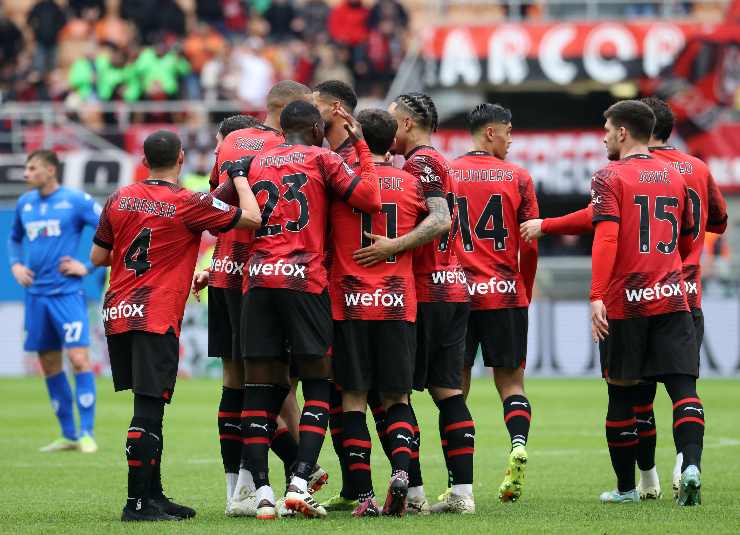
[8,150,101,453]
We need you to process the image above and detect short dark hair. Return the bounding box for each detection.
[395,92,439,132]
[280,100,321,134]
[314,80,358,113]
[640,96,674,142]
[218,114,259,138]
[603,100,656,143]
[467,103,512,134]
[27,149,61,177]
[357,109,398,156]
[143,130,182,169]
[267,80,312,112]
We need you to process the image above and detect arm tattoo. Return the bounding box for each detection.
[392,196,451,253]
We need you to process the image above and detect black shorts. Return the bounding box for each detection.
[241,287,332,360]
[599,311,698,381]
[333,320,416,393]
[107,329,179,403]
[691,307,704,349]
[208,286,242,359]
[414,302,469,391]
[465,307,528,369]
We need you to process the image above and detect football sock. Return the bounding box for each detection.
[632,382,657,471]
[45,371,77,441]
[242,384,286,489]
[125,416,159,511]
[271,427,298,484]
[368,390,393,462]
[328,382,355,499]
[664,375,704,471]
[218,387,243,476]
[438,411,452,488]
[149,419,164,498]
[343,410,373,500]
[74,371,96,436]
[605,384,638,492]
[294,378,330,482]
[502,394,531,450]
[385,403,414,475]
[438,395,475,486]
[408,402,423,488]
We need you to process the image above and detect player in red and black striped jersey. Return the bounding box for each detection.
[327,109,428,516]
[238,101,381,519]
[314,80,361,168]
[353,93,470,514]
[590,100,704,507]
[520,97,727,500]
[451,103,538,505]
[90,130,261,522]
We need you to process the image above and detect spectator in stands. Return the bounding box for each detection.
[136,43,191,99]
[120,0,185,44]
[312,43,354,86]
[230,38,274,108]
[367,0,408,31]
[183,23,226,98]
[328,0,370,47]
[94,5,134,50]
[0,11,23,72]
[223,0,248,35]
[293,0,331,42]
[68,0,104,19]
[264,0,297,42]
[196,0,225,32]
[27,0,67,74]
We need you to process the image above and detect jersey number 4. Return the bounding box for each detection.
[124,228,152,276]
[253,173,309,237]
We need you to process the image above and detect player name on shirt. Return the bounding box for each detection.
[117,196,177,217]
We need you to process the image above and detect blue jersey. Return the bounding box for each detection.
[8,186,101,295]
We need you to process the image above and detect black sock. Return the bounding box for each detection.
[408,402,423,487]
[343,410,373,500]
[605,384,638,493]
[329,383,355,499]
[438,410,452,488]
[632,382,657,471]
[218,387,243,475]
[125,416,159,511]
[368,390,393,462]
[294,378,331,482]
[438,395,475,485]
[241,384,287,489]
[502,394,531,450]
[149,419,164,498]
[271,427,298,484]
[385,403,414,475]
[664,375,704,470]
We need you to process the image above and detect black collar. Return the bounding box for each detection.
[405,145,436,160]
[622,154,653,161]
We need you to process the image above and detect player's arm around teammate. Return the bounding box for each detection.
[9,150,101,453]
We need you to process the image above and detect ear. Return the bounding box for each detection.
[178,149,185,165]
[486,125,495,141]
[384,151,392,162]
[618,126,627,142]
[142,156,150,169]
[404,116,413,132]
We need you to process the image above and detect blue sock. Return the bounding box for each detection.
[74,371,96,436]
[45,372,77,440]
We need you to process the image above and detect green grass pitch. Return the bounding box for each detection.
[1,377,739,534]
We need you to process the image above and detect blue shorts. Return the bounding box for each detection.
[24,292,90,352]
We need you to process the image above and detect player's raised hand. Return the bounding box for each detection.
[590,299,609,342]
[192,270,209,301]
[11,263,34,287]
[58,256,88,277]
[335,107,363,142]
[520,218,544,242]
[353,232,398,267]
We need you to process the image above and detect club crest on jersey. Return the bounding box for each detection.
[420,165,441,183]
[211,255,244,275]
[102,300,145,321]
[25,219,61,241]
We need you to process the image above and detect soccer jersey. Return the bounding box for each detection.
[334,136,359,167]
[403,145,468,303]
[9,186,101,295]
[94,180,241,336]
[451,151,539,310]
[650,146,728,309]
[244,141,381,294]
[330,162,427,321]
[209,125,284,290]
[591,154,693,319]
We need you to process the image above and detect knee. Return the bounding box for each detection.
[494,369,525,400]
[222,358,245,389]
[39,352,63,376]
[67,349,90,373]
[380,392,408,409]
